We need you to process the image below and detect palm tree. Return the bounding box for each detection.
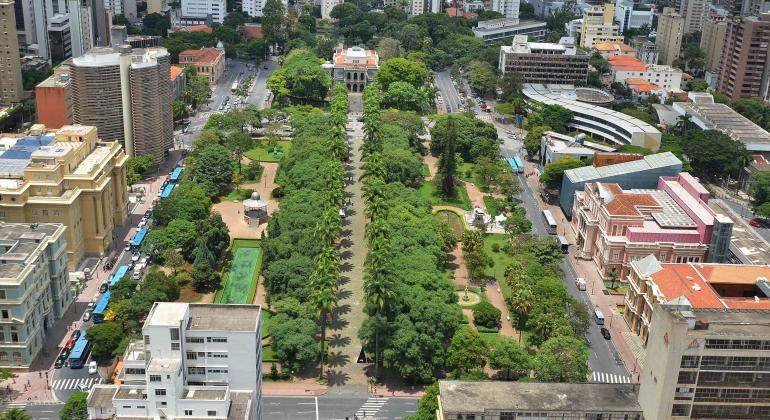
[0,409,31,420]
[365,196,388,221]
[363,268,395,378]
[329,128,348,161]
[510,286,534,345]
[675,113,692,135]
[311,286,337,380]
[314,208,342,246]
[361,153,387,181]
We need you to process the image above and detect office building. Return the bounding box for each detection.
[717,13,770,101]
[437,381,643,419]
[68,41,173,162]
[522,84,662,152]
[631,36,659,65]
[0,222,72,369]
[491,0,519,19]
[179,47,225,85]
[674,0,709,33]
[655,7,684,65]
[407,0,425,16]
[326,46,379,93]
[700,11,728,79]
[608,55,683,91]
[181,0,226,24]
[538,131,616,170]
[615,0,654,31]
[592,42,636,59]
[499,35,589,84]
[571,173,733,279]
[638,303,770,419]
[87,302,263,419]
[0,124,128,269]
[580,3,624,48]
[560,152,682,216]
[0,0,23,104]
[472,18,547,42]
[35,62,73,128]
[625,256,770,344]
[126,35,162,49]
[147,0,170,14]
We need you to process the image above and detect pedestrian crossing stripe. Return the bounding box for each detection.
[51,377,103,390]
[355,397,388,417]
[590,372,631,384]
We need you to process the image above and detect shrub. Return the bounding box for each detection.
[473,301,501,329]
[271,186,284,198]
[491,243,500,253]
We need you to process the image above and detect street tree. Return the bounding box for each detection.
[489,337,531,380]
[86,321,124,362]
[534,336,590,382]
[61,392,88,420]
[446,326,489,374]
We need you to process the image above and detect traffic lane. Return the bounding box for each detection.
[434,70,461,113]
[248,59,278,109]
[720,197,770,243]
[21,403,63,419]
[262,396,318,420]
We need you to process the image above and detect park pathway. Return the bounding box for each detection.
[328,94,369,394]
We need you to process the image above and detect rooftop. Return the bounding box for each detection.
[502,35,582,56]
[543,131,616,155]
[439,381,642,414]
[608,55,647,71]
[188,304,260,331]
[473,19,546,34]
[593,42,635,52]
[565,152,682,184]
[0,222,63,280]
[242,23,263,39]
[170,65,185,81]
[114,386,148,400]
[333,47,379,68]
[147,358,181,373]
[179,48,223,64]
[635,257,770,310]
[182,388,227,400]
[708,199,770,265]
[88,385,117,407]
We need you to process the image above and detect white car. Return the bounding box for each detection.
[88,361,98,375]
[131,253,140,262]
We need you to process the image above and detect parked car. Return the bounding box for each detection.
[83,311,92,322]
[70,330,81,341]
[750,218,764,228]
[65,338,76,350]
[88,361,98,375]
[124,243,131,251]
[131,253,140,262]
[99,282,109,293]
[87,301,95,310]
[54,356,66,369]
[600,327,611,340]
[132,271,142,281]
[59,347,71,359]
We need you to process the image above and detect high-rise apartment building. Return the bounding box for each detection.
[639,303,770,419]
[0,0,23,104]
[243,0,286,18]
[675,0,709,33]
[87,302,263,419]
[499,35,589,84]
[0,223,72,369]
[655,7,684,65]
[319,0,341,19]
[580,3,623,48]
[631,36,660,65]
[35,62,73,128]
[615,0,654,31]
[717,13,770,100]
[701,11,728,75]
[491,0,520,20]
[0,124,128,269]
[68,42,173,162]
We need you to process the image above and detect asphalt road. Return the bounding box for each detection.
[10,403,62,419]
[263,396,418,420]
[433,70,462,113]
[248,59,278,108]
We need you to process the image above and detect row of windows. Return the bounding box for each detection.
[186,351,228,360]
[183,410,218,416]
[705,339,770,350]
[682,355,770,371]
[184,336,228,343]
[187,367,229,374]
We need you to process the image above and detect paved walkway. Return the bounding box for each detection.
[327,98,368,394]
[211,161,279,240]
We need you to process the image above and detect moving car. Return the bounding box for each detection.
[99,282,109,293]
[83,311,92,322]
[600,327,611,340]
[88,361,98,375]
[131,253,140,262]
[65,338,76,350]
[750,218,763,228]
[575,278,587,291]
[70,330,81,341]
[77,383,91,392]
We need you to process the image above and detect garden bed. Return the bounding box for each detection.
[244,140,293,162]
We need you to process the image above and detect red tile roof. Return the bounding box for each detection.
[608,55,646,72]
[169,65,185,81]
[242,24,263,39]
[633,84,662,93]
[179,48,223,64]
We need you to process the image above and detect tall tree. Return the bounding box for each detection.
[60,392,88,420]
[262,0,286,52]
[461,230,490,283]
[446,326,489,374]
[489,337,530,380]
[437,116,457,198]
[534,336,590,382]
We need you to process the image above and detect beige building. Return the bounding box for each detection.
[700,13,728,74]
[580,3,623,48]
[147,0,169,14]
[656,7,685,65]
[0,0,24,104]
[179,47,225,85]
[0,124,129,269]
[639,304,770,419]
[499,35,589,85]
[675,0,709,34]
[0,223,72,369]
[438,381,643,419]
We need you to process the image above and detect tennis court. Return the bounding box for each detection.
[215,240,262,304]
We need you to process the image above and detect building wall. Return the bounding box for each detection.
[499,49,589,84]
[677,0,709,34]
[0,0,24,104]
[320,0,341,19]
[71,61,125,142]
[129,53,173,163]
[717,14,770,101]
[701,16,727,73]
[580,4,623,48]
[147,0,167,14]
[612,66,682,91]
[35,83,72,128]
[655,7,684,65]
[181,0,226,23]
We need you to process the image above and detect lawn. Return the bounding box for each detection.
[421,163,431,177]
[458,162,488,191]
[215,239,262,304]
[484,196,501,217]
[417,182,472,210]
[262,343,279,362]
[221,188,254,202]
[244,140,292,162]
[483,234,512,299]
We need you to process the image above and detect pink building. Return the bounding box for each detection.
[571,173,733,279]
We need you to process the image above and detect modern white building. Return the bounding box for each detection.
[181,0,226,24]
[538,131,616,170]
[614,0,654,31]
[492,0,520,19]
[0,223,73,369]
[608,55,683,92]
[87,302,263,419]
[16,0,97,61]
[473,18,547,42]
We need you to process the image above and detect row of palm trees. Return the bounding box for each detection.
[311,84,349,380]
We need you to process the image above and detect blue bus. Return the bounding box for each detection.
[130,228,148,251]
[68,335,91,369]
[92,291,111,324]
[507,158,523,174]
[169,167,183,183]
[160,183,175,199]
[513,156,525,173]
[110,265,129,287]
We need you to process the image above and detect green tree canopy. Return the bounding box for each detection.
[540,157,590,190]
[446,326,488,374]
[86,321,124,362]
[489,337,530,380]
[534,336,590,382]
[61,392,88,420]
[683,129,748,179]
[472,301,501,329]
[375,57,430,89]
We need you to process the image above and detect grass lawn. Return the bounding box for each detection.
[261,311,272,339]
[421,163,431,177]
[434,209,464,236]
[458,162,488,192]
[221,188,254,202]
[262,343,279,362]
[483,234,512,299]
[417,182,472,210]
[215,239,262,304]
[484,196,501,216]
[244,140,292,162]
[603,280,629,295]
[178,282,204,303]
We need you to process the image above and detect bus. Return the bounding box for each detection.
[92,291,111,324]
[160,183,175,199]
[513,156,525,173]
[68,335,91,369]
[130,227,148,251]
[542,210,557,234]
[231,81,238,93]
[506,158,523,174]
[169,166,183,183]
[110,265,129,287]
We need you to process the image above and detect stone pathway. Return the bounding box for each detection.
[211,161,279,240]
[328,96,369,393]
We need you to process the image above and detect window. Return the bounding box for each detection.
[185,336,204,343]
[207,368,228,374]
[0,352,6,361]
[171,343,180,350]
[0,290,6,299]
[125,368,146,375]
[170,328,180,341]
[149,375,161,382]
[207,411,216,416]
[207,352,228,358]
[144,335,150,344]
[188,367,205,375]
[1,310,7,319]
[207,337,227,343]
[155,389,166,396]
[185,411,193,416]
[186,351,197,360]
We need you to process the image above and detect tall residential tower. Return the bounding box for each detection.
[0,0,24,104]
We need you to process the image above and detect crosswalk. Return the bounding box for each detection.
[591,371,632,384]
[355,397,388,419]
[51,377,103,390]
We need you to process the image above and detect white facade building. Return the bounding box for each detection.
[68,0,93,57]
[492,0,520,20]
[181,0,226,24]
[320,0,342,19]
[611,62,683,92]
[614,0,653,31]
[408,0,425,16]
[88,302,263,419]
[18,0,97,60]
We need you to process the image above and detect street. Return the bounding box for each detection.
[433,70,462,113]
[262,396,418,420]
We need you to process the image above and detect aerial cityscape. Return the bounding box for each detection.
[1,0,770,419]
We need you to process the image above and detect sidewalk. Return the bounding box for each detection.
[522,161,641,381]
